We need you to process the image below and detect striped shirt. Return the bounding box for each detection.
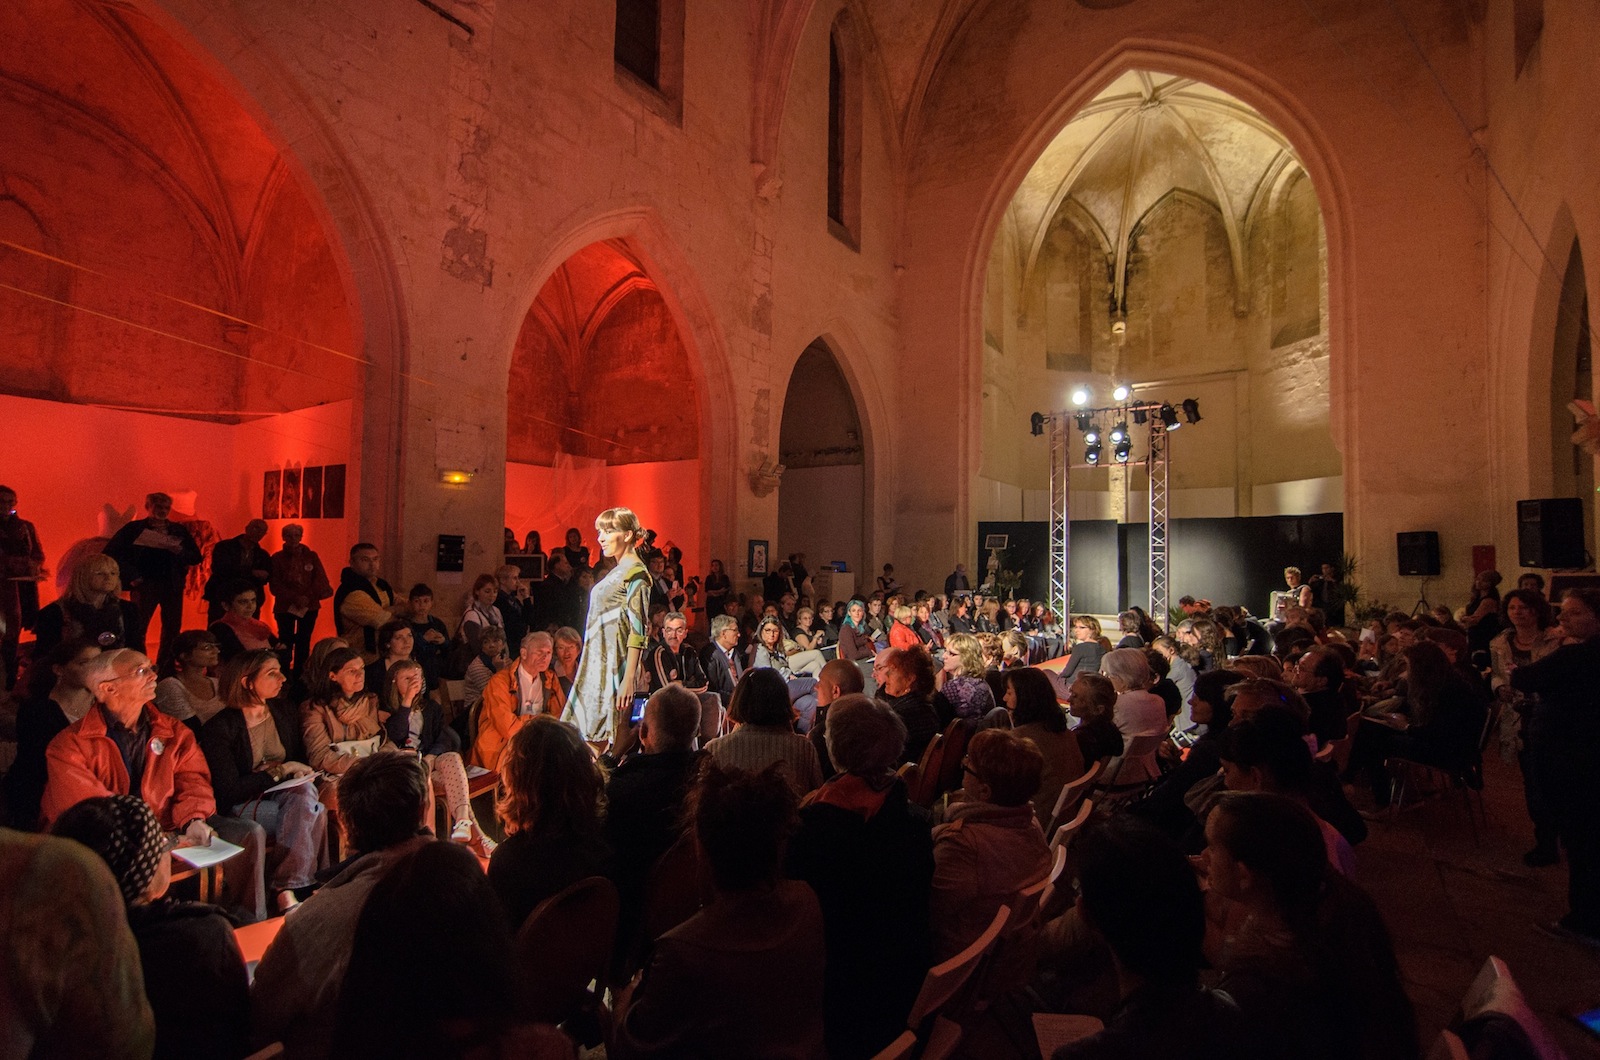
[704,725,823,795]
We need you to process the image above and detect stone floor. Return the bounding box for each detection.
[1351,754,1600,1057]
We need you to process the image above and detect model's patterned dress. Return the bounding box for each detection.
[564,557,651,742]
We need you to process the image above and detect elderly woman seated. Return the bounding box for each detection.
[1099,648,1170,786]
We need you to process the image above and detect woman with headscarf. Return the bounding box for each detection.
[51,794,249,1060]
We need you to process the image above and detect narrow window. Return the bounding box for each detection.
[827,14,862,248]
[615,0,660,89]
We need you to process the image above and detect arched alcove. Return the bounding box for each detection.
[505,240,704,580]
[1,0,365,645]
[778,340,866,592]
[1548,241,1593,548]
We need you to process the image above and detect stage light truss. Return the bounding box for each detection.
[1049,414,1069,619]
[1147,421,1170,632]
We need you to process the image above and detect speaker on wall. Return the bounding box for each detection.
[1518,498,1587,569]
[1397,531,1441,577]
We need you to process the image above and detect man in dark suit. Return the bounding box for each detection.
[105,492,203,664]
[702,614,744,709]
[204,519,272,622]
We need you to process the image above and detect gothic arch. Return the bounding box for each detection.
[510,205,739,572]
[960,40,1356,555]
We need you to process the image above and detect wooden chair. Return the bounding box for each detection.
[905,730,950,807]
[1049,798,1094,854]
[1387,699,1501,843]
[905,905,1012,1060]
[1044,761,1102,835]
[640,831,705,944]
[1099,732,1166,791]
[241,1045,284,1060]
[1427,1029,1469,1060]
[869,1030,918,1060]
[513,876,620,1027]
[168,862,221,903]
[1455,955,1565,1059]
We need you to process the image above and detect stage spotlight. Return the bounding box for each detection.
[1071,387,1090,407]
[1132,408,1148,425]
[1182,398,1202,424]
[1085,440,1102,465]
[1109,421,1128,443]
[1159,404,1180,431]
[1030,412,1045,437]
[1084,424,1100,444]
[1074,412,1093,433]
[1112,383,1131,402]
[1113,437,1132,463]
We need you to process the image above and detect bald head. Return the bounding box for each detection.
[816,658,866,707]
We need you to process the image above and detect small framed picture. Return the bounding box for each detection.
[262,470,281,519]
[748,539,769,576]
[984,533,1009,550]
[302,466,324,519]
[281,465,302,519]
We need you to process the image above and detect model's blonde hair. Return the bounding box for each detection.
[594,507,642,542]
[69,553,122,603]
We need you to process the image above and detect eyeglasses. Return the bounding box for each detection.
[111,665,154,682]
[961,758,982,782]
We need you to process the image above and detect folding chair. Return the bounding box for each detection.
[905,905,1012,1060]
[513,876,619,1028]
[869,1030,918,1060]
[1044,761,1102,835]
[1387,699,1501,844]
[1049,798,1094,854]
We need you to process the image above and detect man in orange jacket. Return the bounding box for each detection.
[471,631,568,770]
[40,648,272,921]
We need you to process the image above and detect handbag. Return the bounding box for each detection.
[330,735,383,759]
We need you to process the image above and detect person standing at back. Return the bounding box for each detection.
[204,520,272,623]
[333,543,400,662]
[105,492,203,667]
[0,484,44,690]
[269,524,332,678]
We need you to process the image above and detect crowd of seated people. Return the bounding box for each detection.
[14,511,1596,1058]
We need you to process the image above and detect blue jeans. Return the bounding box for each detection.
[230,783,327,891]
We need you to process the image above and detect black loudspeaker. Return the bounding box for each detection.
[1397,531,1441,577]
[1518,498,1587,569]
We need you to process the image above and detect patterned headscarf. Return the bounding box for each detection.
[56,794,167,904]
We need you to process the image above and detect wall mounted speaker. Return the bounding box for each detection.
[1397,531,1440,577]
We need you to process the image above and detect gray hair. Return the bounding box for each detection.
[282,523,305,541]
[85,649,143,694]
[519,631,553,652]
[825,694,906,775]
[710,614,738,639]
[1100,647,1153,691]
[663,611,687,626]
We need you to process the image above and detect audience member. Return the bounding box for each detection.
[876,645,943,763]
[1113,610,1144,649]
[702,557,732,620]
[1511,587,1600,946]
[209,583,281,662]
[153,629,224,731]
[302,647,391,792]
[456,573,506,671]
[1151,636,1197,716]
[552,625,582,687]
[487,716,612,929]
[1218,711,1355,877]
[1066,672,1125,763]
[1288,645,1348,746]
[200,650,328,906]
[493,563,533,656]
[463,625,508,721]
[1488,588,1561,866]
[1099,648,1168,785]
[836,598,876,662]
[647,610,719,742]
[606,685,705,961]
[1060,616,1108,680]
[402,583,450,690]
[753,615,825,679]
[937,631,998,721]
[788,694,933,1060]
[615,762,825,1059]
[204,519,271,623]
[1135,669,1247,840]
[251,752,434,1060]
[1201,792,1417,1060]
[807,657,867,778]
[363,619,413,703]
[29,551,143,661]
[706,668,823,794]
[105,492,203,665]
[472,630,568,770]
[52,794,249,1060]
[269,523,332,677]
[4,639,100,829]
[1050,817,1247,1059]
[333,543,400,660]
[703,613,745,706]
[0,826,155,1057]
[379,659,490,852]
[945,563,971,597]
[0,484,44,689]
[931,729,1050,962]
[1004,666,1086,827]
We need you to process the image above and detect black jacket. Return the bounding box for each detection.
[380,695,459,757]
[333,568,395,655]
[104,518,202,587]
[3,695,72,829]
[702,643,744,704]
[605,749,705,957]
[31,597,144,658]
[198,701,306,810]
[203,535,272,603]
[128,900,249,1060]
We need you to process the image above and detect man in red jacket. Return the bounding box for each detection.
[41,648,271,921]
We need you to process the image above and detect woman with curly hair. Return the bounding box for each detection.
[487,714,612,927]
[936,632,996,721]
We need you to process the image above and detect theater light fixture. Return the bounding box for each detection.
[1030,412,1046,437]
[1182,398,1203,424]
[1132,408,1148,425]
[1074,412,1093,432]
[1071,387,1090,407]
[1112,383,1131,402]
[1085,440,1102,465]
[1084,424,1101,445]
[1113,437,1133,463]
[1110,421,1128,443]
[439,469,474,485]
[1159,404,1180,431]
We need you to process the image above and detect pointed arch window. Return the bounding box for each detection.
[827,13,862,249]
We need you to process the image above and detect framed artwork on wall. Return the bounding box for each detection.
[262,470,281,519]
[302,466,324,519]
[281,465,302,519]
[322,464,346,518]
[748,539,769,576]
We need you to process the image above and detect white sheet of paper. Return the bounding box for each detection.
[466,765,491,779]
[132,528,176,549]
[171,837,245,870]
[263,773,316,794]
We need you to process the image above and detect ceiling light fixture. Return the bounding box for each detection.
[1159,404,1180,431]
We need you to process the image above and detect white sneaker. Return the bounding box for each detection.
[450,820,473,844]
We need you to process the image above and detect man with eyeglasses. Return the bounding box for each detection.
[39,648,272,921]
